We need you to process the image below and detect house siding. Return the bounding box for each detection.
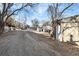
[58,15,79,43]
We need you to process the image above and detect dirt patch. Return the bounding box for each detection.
[0,31,16,39]
[35,31,79,56]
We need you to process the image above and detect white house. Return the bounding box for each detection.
[42,25,52,32]
[56,15,79,44]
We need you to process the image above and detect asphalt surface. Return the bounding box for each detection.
[0,31,61,56]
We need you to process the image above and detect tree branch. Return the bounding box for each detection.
[60,3,74,16]
[5,4,29,21]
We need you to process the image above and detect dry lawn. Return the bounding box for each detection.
[35,31,79,56]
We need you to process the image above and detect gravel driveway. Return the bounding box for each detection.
[0,31,61,56]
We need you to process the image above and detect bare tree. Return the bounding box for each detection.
[47,3,74,35]
[47,3,74,48]
[0,3,35,34]
[31,18,39,30]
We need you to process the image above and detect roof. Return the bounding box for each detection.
[59,15,79,23]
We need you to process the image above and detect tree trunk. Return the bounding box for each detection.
[51,20,57,39]
[0,22,4,34]
[0,16,5,35]
[51,20,61,49]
